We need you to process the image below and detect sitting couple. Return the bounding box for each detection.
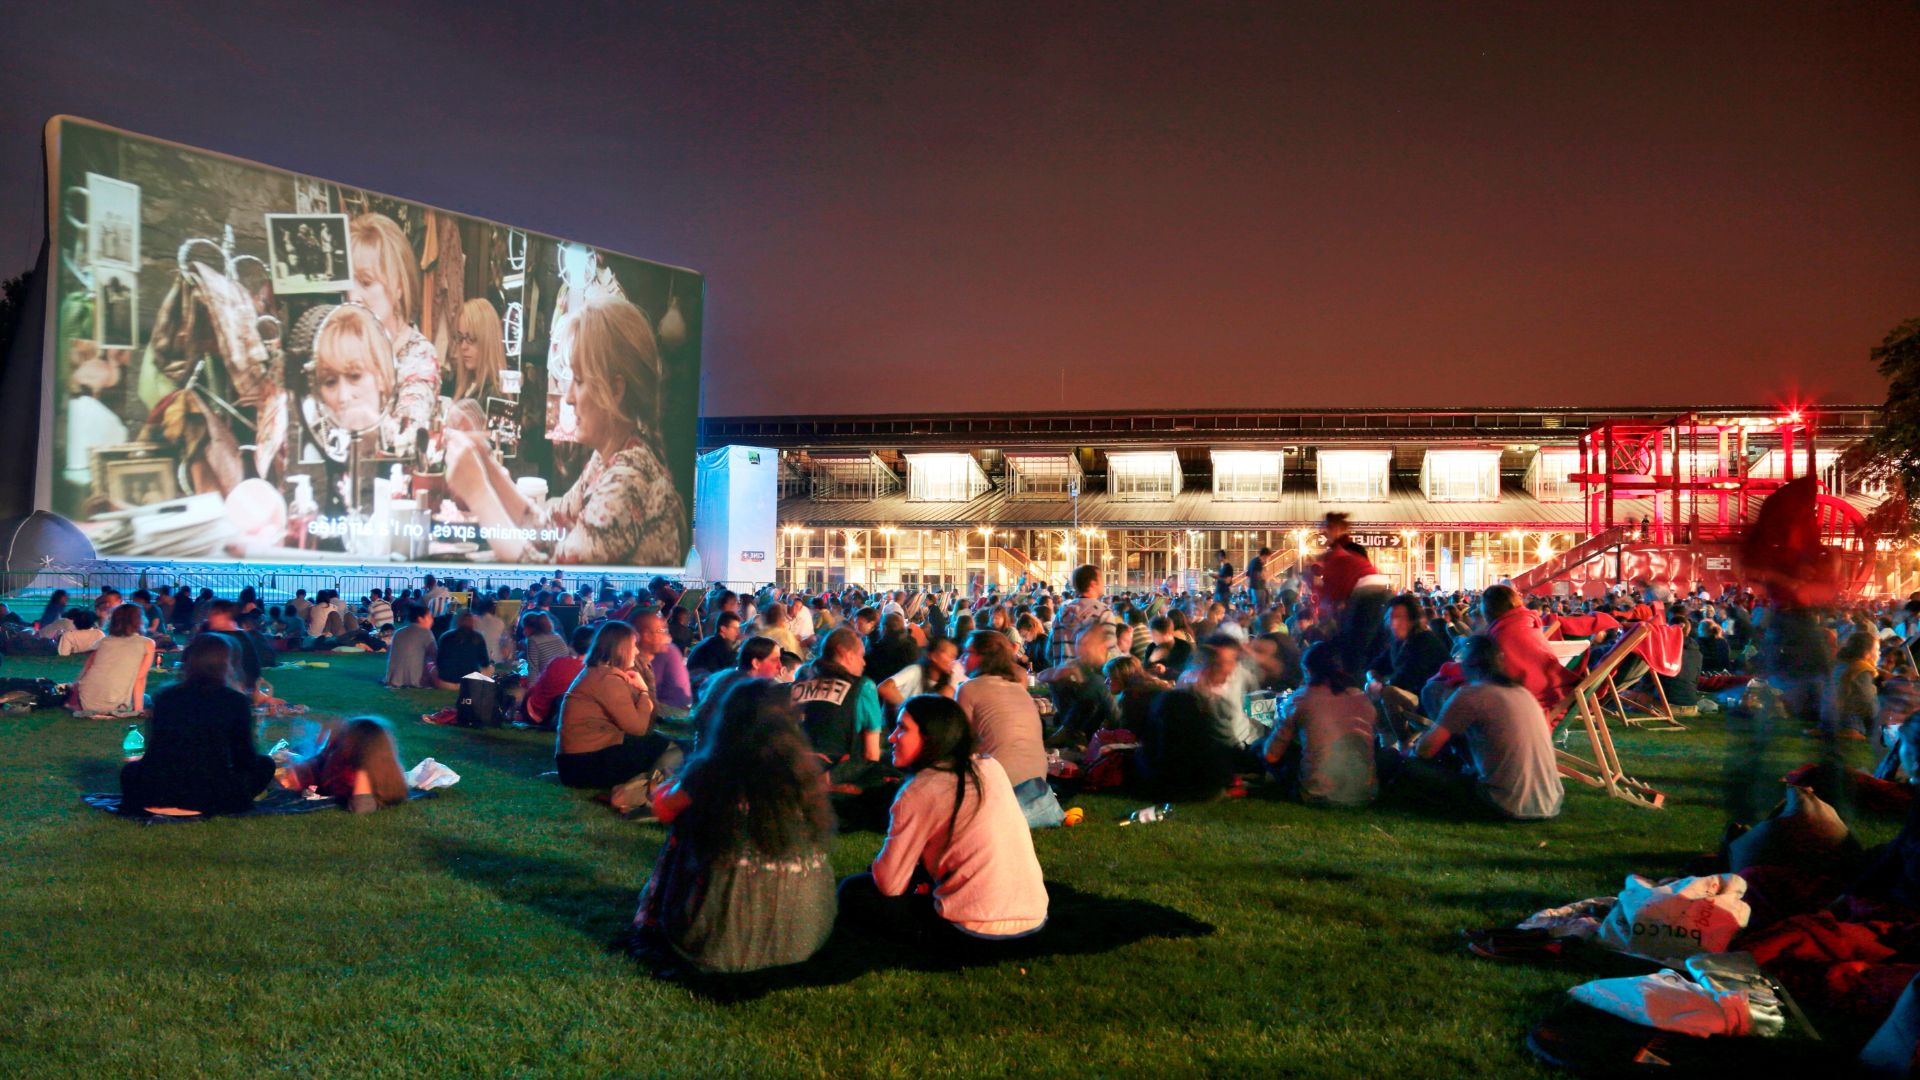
[630,688,1048,975]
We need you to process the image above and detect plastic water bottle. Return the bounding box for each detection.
[1122,803,1173,826]
[121,724,145,761]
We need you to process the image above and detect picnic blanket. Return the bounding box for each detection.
[84,787,437,824]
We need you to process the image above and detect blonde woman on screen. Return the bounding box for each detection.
[445,295,687,566]
[309,304,395,435]
[347,212,439,448]
[450,298,505,405]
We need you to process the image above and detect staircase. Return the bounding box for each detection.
[1509,525,1633,595]
[991,546,1038,587]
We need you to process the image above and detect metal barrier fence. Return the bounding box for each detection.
[0,563,711,611]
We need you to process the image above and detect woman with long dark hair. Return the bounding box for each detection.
[118,634,273,814]
[554,620,668,788]
[633,680,837,973]
[281,716,410,813]
[837,695,1048,950]
[1262,642,1378,806]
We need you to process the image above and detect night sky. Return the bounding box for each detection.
[4,1,1916,416]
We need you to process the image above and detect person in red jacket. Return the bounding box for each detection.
[1313,513,1391,679]
[1482,585,1576,718]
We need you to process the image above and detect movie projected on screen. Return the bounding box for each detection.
[42,117,701,568]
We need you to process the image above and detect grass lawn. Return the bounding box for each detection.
[0,653,1897,1078]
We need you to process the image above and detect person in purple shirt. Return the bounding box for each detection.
[636,612,693,711]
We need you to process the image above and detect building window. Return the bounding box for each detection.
[808,453,901,501]
[1526,448,1581,502]
[1211,450,1282,502]
[1421,449,1500,503]
[904,453,989,502]
[1317,450,1390,502]
[1005,453,1083,500]
[1107,451,1182,502]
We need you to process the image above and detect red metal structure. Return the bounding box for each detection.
[1538,410,1876,593]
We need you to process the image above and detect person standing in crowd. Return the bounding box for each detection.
[1247,547,1272,613]
[1263,642,1377,806]
[118,635,274,815]
[443,296,689,565]
[555,621,669,788]
[384,603,438,689]
[958,631,1063,827]
[1049,564,1115,667]
[631,679,837,974]
[837,695,1049,950]
[1406,635,1564,820]
[1313,513,1391,678]
[1213,549,1235,608]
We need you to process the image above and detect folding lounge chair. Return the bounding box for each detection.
[1595,625,1690,733]
[1546,622,1667,809]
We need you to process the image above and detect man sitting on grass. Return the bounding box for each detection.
[1403,635,1564,820]
[384,603,438,690]
[433,611,495,691]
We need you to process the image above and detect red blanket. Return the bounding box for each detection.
[1740,910,1920,1019]
[1549,612,1621,640]
[1633,623,1687,678]
[1489,607,1577,714]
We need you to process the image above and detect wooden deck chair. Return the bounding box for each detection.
[1546,623,1667,809]
[1594,630,1689,733]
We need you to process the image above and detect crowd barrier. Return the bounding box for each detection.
[0,564,712,611]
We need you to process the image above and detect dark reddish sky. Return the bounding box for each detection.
[4,1,1916,414]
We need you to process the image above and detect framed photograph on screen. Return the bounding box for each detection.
[94,266,137,348]
[103,457,180,511]
[265,212,351,294]
[86,173,140,268]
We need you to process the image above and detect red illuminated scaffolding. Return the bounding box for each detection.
[1568,409,1875,588]
[1572,411,1824,543]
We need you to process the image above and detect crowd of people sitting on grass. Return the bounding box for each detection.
[15,510,1920,978]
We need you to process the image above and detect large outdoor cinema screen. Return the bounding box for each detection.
[41,117,701,569]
